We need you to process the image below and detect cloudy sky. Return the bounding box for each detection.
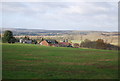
[1,2,118,31]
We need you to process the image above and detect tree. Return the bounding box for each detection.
[96,39,106,49]
[41,37,44,41]
[8,37,16,43]
[84,39,91,42]
[80,39,97,48]
[23,36,30,40]
[32,39,37,44]
[2,30,16,43]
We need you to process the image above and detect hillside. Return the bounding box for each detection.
[1,28,117,36]
[2,43,118,79]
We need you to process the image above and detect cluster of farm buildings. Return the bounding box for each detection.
[19,38,78,48]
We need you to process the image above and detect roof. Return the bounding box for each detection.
[59,42,71,45]
[45,39,58,44]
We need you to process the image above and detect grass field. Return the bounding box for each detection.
[2,43,118,79]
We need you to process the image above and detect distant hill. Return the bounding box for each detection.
[1,28,118,36]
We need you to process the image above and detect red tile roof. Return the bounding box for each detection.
[59,42,71,45]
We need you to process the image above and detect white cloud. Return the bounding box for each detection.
[1,2,118,31]
[60,5,85,14]
[1,0,119,2]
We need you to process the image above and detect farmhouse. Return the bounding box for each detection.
[19,39,32,44]
[40,39,59,46]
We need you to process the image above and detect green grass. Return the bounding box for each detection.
[2,43,118,79]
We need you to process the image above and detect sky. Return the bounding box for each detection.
[0,2,118,31]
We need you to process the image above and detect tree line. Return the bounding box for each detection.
[80,39,119,50]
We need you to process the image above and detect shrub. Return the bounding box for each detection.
[80,39,119,50]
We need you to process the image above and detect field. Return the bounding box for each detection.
[2,43,118,79]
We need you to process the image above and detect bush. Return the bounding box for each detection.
[80,39,119,50]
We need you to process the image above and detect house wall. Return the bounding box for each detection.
[19,39,23,43]
[40,40,50,46]
[27,40,32,44]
